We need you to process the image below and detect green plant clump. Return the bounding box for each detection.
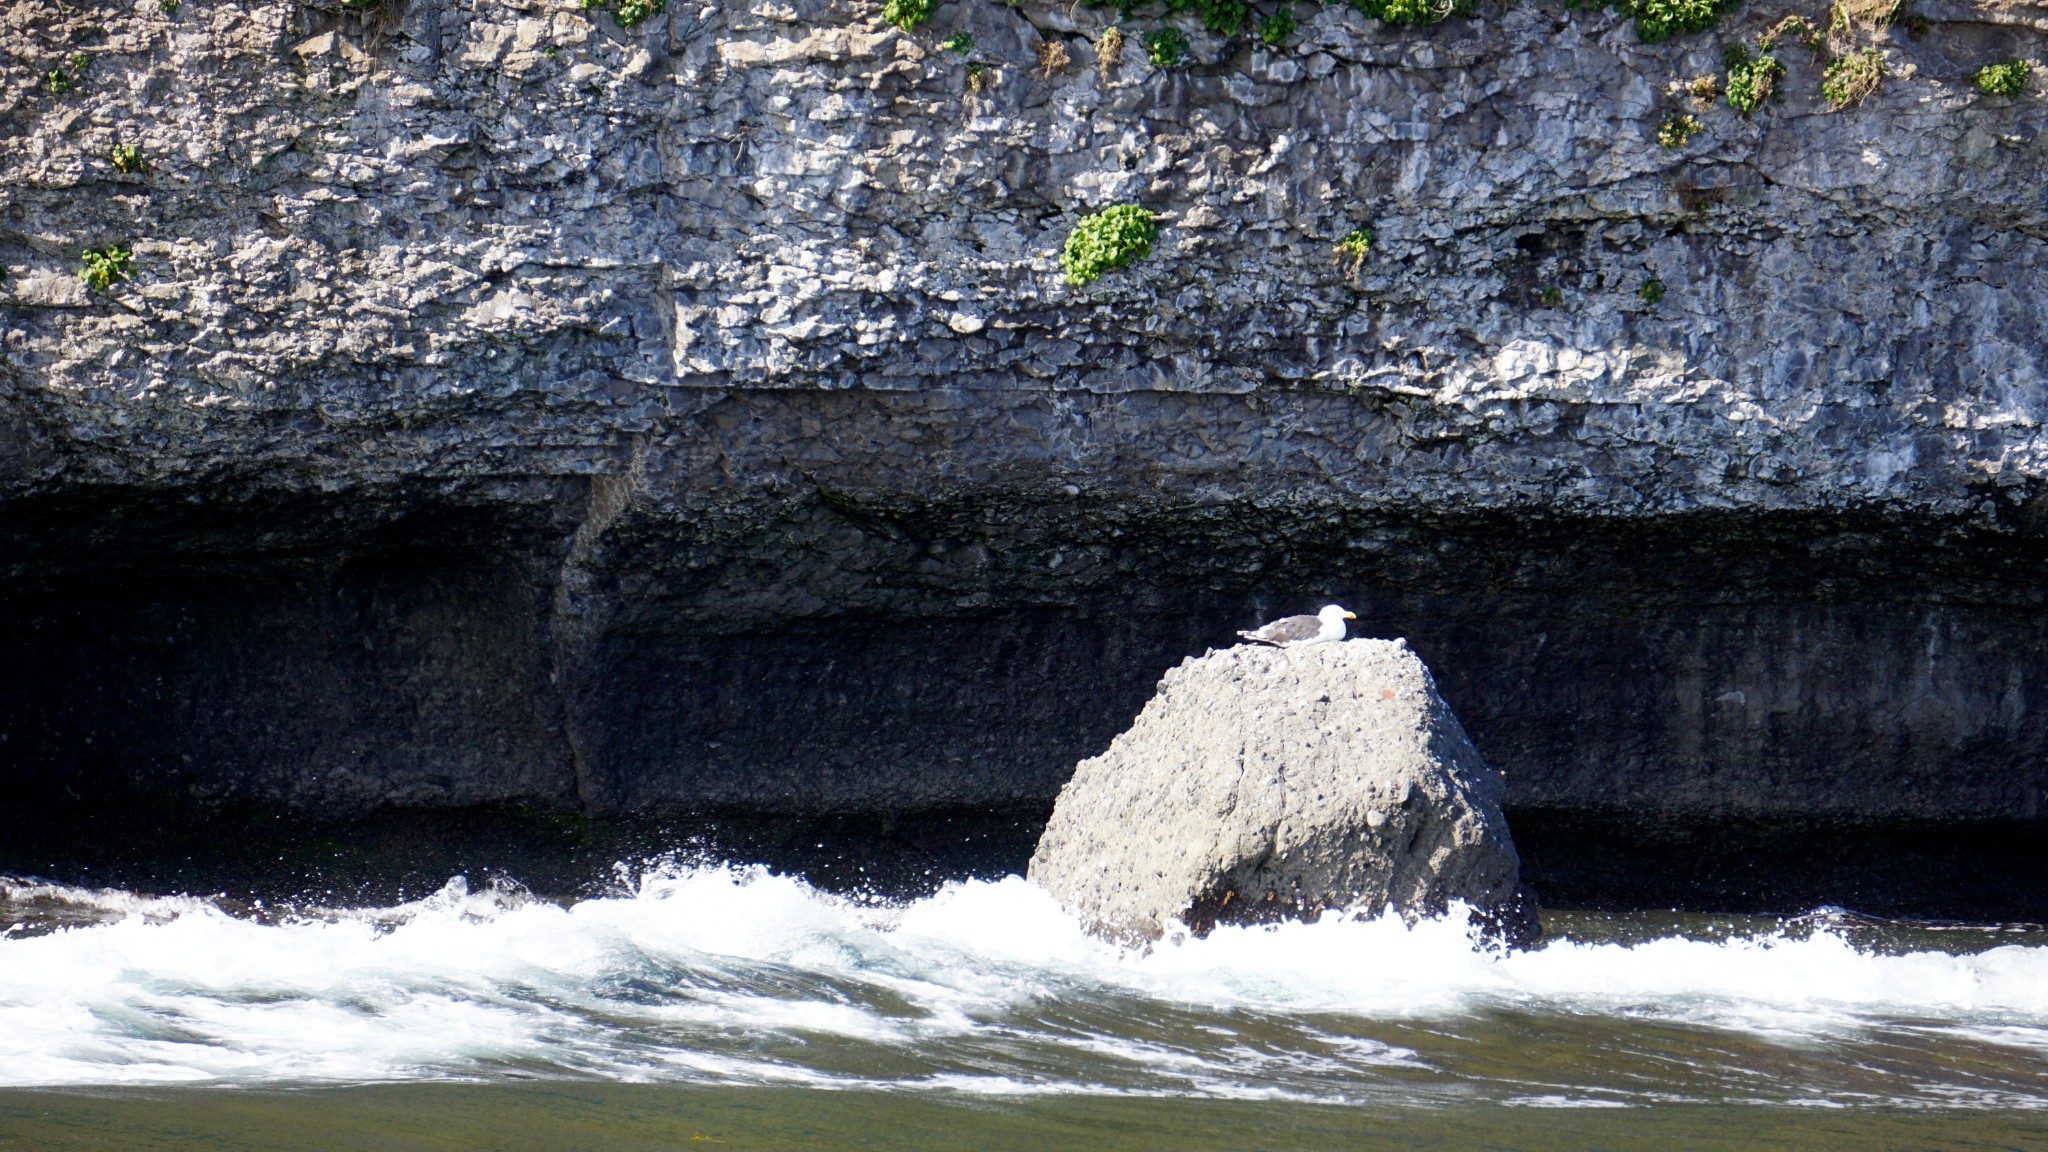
[577,0,663,25]
[614,0,665,26]
[1060,204,1157,286]
[80,245,131,293]
[1601,0,1736,44]
[1178,0,1248,34]
[1638,277,1665,305]
[1335,228,1372,279]
[940,32,974,53]
[1820,46,1883,108]
[1258,6,1296,43]
[1657,112,1703,147]
[158,0,179,13]
[45,53,88,94]
[1974,59,2029,97]
[1142,26,1188,67]
[884,0,933,31]
[1723,44,1783,113]
[1350,0,1463,25]
[110,142,147,174]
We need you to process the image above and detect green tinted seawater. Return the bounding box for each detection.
[1,1084,2044,1151]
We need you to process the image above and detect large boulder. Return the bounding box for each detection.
[1028,638,1534,946]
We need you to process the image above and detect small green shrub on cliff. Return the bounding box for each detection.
[1638,277,1665,305]
[1258,6,1296,44]
[109,143,146,174]
[885,0,933,31]
[1061,205,1158,286]
[158,0,178,13]
[1143,26,1187,67]
[1723,44,1783,113]
[577,0,664,28]
[44,53,88,95]
[1820,46,1883,108]
[80,245,131,293]
[940,32,973,53]
[614,0,665,27]
[1599,0,1735,44]
[1350,0,1464,24]
[1657,112,1703,147]
[1335,228,1371,275]
[1186,0,1249,34]
[1975,59,2029,97]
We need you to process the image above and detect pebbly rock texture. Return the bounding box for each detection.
[2,0,2048,911]
[1028,638,1529,945]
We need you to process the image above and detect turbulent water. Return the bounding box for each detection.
[2,863,2046,1110]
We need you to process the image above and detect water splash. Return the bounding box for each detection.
[0,865,2044,1104]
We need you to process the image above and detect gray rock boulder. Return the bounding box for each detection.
[1028,638,1533,946]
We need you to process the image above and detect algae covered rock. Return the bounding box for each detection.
[1028,638,1534,946]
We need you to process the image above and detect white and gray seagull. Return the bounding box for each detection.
[1236,604,1356,648]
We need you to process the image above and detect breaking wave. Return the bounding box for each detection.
[2,865,2045,1104]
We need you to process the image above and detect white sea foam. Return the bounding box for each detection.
[0,865,2044,1096]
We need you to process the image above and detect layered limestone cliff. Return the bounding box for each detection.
[3,0,2046,904]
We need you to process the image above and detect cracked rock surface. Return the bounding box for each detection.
[4,0,2044,512]
[1028,638,1527,946]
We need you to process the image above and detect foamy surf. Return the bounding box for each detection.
[1,865,2045,1105]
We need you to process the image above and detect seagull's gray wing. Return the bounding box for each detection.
[1237,614,1322,646]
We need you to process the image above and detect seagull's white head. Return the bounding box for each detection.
[1319,604,1357,624]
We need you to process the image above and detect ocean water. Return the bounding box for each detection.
[1,863,2045,1148]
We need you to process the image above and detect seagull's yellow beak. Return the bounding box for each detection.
[1344,611,1356,619]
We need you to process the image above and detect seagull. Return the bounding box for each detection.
[1236,604,1356,648]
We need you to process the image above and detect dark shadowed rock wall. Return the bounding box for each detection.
[3,0,2047,908]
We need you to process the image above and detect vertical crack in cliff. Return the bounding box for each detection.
[554,445,645,812]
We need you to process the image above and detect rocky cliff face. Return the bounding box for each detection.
[3,0,2046,904]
